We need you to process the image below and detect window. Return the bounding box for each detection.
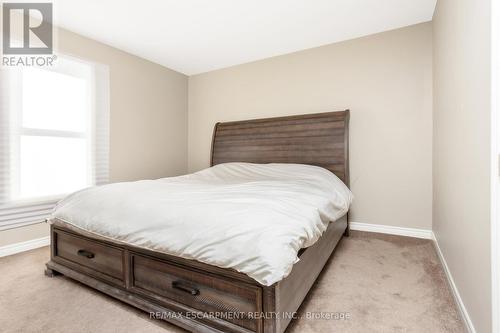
[0,56,109,229]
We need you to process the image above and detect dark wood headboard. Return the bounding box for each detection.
[210,110,350,186]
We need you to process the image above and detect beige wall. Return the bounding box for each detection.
[0,223,50,247]
[189,23,433,230]
[432,0,492,332]
[0,26,188,247]
[58,29,188,183]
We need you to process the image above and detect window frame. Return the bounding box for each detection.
[9,58,93,203]
[0,55,110,230]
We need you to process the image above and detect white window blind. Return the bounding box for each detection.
[0,56,109,230]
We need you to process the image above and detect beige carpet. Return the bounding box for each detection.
[0,231,465,333]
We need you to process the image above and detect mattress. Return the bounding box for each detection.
[50,162,353,286]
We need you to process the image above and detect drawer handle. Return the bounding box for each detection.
[77,249,95,259]
[172,281,199,296]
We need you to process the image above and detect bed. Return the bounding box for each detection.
[45,110,351,333]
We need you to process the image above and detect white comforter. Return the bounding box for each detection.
[51,163,353,286]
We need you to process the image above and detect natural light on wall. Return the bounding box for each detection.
[0,56,110,230]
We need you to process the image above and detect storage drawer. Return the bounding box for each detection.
[130,253,262,332]
[53,229,124,286]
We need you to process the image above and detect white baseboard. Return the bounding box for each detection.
[0,236,49,258]
[432,234,475,333]
[349,221,433,239]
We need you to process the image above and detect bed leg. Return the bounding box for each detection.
[343,213,350,237]
[344,224,350,237]
[45,266,61,277]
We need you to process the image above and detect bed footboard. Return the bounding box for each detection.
[45,215,347,333]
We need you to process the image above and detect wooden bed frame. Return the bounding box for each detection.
[45,110,350,333]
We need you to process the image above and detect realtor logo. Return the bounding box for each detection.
[2,2,53,54]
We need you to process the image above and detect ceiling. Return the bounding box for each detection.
[54,0,437,75]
